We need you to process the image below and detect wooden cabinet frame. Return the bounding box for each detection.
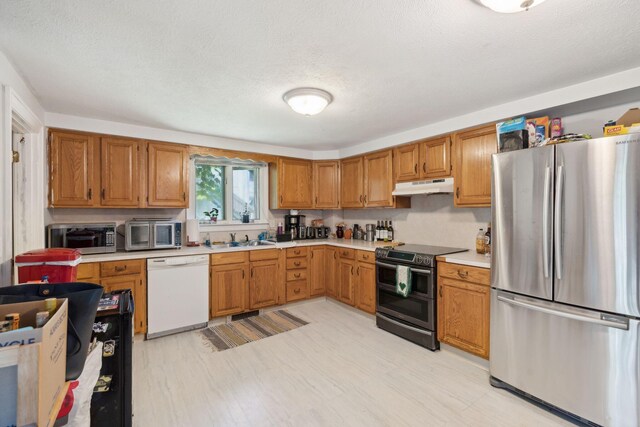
[452,124,497,207]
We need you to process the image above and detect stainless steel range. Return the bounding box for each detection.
[375,244,467,350]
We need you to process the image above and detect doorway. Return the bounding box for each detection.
[1,86,44,285]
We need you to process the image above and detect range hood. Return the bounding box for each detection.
[392,177,454,196]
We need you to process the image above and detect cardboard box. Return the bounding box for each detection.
[497,117,529,152]
[0,299,68,427]
[604,108,640,136]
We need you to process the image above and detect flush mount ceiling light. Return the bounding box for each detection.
[480,0,547,13]
[283,88,333,116]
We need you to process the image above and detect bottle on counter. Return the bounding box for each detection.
[376,221,381,241]
[388,221,394,242]
[277,222,284,235]
[484,223,491,257]
[476,228,486,254]
[383,220,389,242]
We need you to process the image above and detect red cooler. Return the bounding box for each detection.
[15,248,82,283]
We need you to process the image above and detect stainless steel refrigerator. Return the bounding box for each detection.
[490,134,640,427]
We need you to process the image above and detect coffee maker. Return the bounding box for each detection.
[284,214,306,239]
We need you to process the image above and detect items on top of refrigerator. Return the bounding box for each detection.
[526,116,550,147]
[548,133,592,144]
[497,117,529,153]
[603,108,640,136]
[550,117,563,138]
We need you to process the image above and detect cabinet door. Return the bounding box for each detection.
[101,137,140,207]
[355,261,376,314]
[338,258,355,306]
[147,142,189,207]
[438,278,490,359]
[421,136,451,179]
[340,157,364,208]
[101,275,145,333]
[309,247,325,297]
[249,259,278,309]
[134,276,147,334]
[325,247,338,298]
[49,131,99,207]
[277,158,313,208]
[210,263,248,317]
[453,125,496,207]
[394,144,420,182]
[313,161,340,209]
[364,150,394,207]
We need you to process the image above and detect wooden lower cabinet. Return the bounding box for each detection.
[79,260,147,334]
[210,262,249,317]
[437,262,490,359]
[309,246,325,297]
[337,258,356,305]
[249,259,278,309]
[325,247,338,298]
[355,258,376,314]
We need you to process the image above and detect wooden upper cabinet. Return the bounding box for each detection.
[453,125,497,207]
[421,136,451,179]
[313,161,340,209]
[394,143,421,182]
[100,137,140,207]
[363,150,394,207]
[271,158,313,209]
[340,157,364,208]
[49,131,99,207]
[147,141,189,208]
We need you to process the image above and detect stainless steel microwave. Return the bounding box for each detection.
[125,219,182,251]
[47,223,117,254]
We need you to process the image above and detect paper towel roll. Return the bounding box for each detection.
[186,219,200,243]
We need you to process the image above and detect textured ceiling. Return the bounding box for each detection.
[1,0,640,149]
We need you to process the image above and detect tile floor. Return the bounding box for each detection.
[133,299,572,426]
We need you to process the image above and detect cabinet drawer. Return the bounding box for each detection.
[211,251,249,265]
[438,262,490,286]
[337,248,355,260]
[286,269,308,281]
[286,258,308,269]
[287,247,308,258]
[356,250,374,264]
[77,262,99,280]
[286,280,309,302]
[249,249,279,261]
[100,259,144,277]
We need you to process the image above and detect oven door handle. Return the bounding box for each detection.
[376,314,432,336]
[376,261,432,274]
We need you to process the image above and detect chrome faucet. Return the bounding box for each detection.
[230,233,236,243]
[244,235,249,243]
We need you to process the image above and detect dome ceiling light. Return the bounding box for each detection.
[480,0,547,13]
[283,88,333,116]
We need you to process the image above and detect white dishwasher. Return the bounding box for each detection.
[147,254,209,339]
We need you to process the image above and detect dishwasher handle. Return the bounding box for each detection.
[148,255,208,269]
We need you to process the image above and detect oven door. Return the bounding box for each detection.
[376,260,436,330]
[126,223,152,251]
[153,223,176,248]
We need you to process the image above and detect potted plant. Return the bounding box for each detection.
[203,208,219,224]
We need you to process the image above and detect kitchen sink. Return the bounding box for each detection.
[208,240,275,250]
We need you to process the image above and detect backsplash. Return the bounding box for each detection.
[321,194,491,250]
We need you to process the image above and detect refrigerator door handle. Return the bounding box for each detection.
[542,166,551,278]
[554,165,564,280]
[497,294,629,330]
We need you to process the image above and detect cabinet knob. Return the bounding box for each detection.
[414,164,418,174]
[294,261,301,266]
[359,194,363,203]
[423,163,426,173]
[115,265,127,272]
[101,189,105,199]
[364,195,367,204]
[456,187,460,199]
[457,270,468,278]
[294,273,300,278]
[294,288,301,294]
[439,286,443,297]
[88,188,93,200]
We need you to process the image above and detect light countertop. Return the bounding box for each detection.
[437,251,491,269]
[80,239,381,263]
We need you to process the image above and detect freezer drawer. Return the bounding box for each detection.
[490,289,639,427]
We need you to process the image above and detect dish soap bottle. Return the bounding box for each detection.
[476,228,486,254]
[242,204,250,224]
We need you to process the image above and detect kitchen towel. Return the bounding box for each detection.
[396,265,412,297]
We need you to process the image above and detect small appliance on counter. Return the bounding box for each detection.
[47,223,116,254]
[125,218,182,251]
[284,213,305,240]
[365,224,376,242]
